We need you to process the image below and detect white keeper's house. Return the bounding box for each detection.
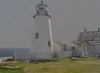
[77,27,100,57]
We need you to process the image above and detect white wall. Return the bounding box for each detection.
[32,15,53,59]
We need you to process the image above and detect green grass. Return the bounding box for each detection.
[0,63,23,73]
[0,68,23,73]
[0,58,100,73]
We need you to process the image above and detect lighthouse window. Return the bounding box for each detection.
[48,41,51,47]
[35,33,39,39]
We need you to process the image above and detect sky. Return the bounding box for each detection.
[0,0,99,48]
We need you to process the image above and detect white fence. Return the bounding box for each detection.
[14,50,81,60]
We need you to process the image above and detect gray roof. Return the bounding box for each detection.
[77,31,100,42]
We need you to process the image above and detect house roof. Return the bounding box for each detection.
[53,41,65,49]
[53,41,68,50]
[77,31,100,42]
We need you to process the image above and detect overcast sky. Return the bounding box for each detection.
[0,0,99,48]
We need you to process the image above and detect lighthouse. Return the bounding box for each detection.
[32,0,53,59]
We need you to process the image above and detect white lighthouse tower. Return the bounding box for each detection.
[32,0,53,59]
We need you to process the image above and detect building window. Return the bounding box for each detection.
[64,44,67,51]
[72,46,75,51]
[48,41,51,47]
[62,47,67,51]
[61,44,68,51]
[35,33,39,39]
[63,48,67,51]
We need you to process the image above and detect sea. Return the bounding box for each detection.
[0,48,31,57]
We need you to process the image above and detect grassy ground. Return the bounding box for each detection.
[0,58,100,73]
[0,68,23,73]
[0,62,23,73]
